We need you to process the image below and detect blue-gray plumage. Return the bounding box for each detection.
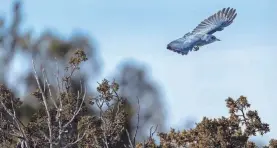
[167,7,237,55]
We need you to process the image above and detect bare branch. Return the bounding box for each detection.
[54,57,62,99]
[95,98,110,148]
[62,132,86,148]
[62,85,86,130]
[126,129,134,148]
[32,59,53,148]
[42,67,58,109]
[133,96,140,145]
[0,99,30,148]
[54,58,64,146]
[38,130,50,141]
[149,125,158,139]
[0,127,24,139]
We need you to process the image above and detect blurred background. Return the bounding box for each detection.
[0,0,276,145]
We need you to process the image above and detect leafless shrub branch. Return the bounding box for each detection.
[1,49,276,148]
[32,59,54,148]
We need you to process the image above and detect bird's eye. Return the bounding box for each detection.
[211,36,215,39]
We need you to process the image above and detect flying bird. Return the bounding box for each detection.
[167,7,237,55]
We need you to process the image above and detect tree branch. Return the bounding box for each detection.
[32,59,53,148]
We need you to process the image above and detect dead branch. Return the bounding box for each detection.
[32,59,53,148]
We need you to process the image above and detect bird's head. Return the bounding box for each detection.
[209,35,221,42]
[201,34,221,44]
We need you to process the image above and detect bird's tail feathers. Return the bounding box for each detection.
[167,46,193,55]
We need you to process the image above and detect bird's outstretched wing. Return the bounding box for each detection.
[191,7,237,35]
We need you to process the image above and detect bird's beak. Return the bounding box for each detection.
[167,44,171,49]
[216,38,221,41]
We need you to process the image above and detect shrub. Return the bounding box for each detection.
[0,49,276,148]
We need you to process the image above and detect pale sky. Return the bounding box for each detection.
[1,0,277,143]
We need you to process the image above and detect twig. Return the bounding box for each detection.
[149,125,159,138]
[100,108,109,148]
[62,86,86,130]
[95,97,109,148]
[42,68,58,109]
[0,100,30,148]
[39,130,50,141]
[0,127,24,139]
[54,57,62,99]
[54,57,64,146]
[133,97,140,145]
[42,65,46,93]
[32,59,53,148]
[125,129,134,148]
[10,97,26,128]
[62,131,87,148]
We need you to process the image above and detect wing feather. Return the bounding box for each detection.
[192,7,237,35]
